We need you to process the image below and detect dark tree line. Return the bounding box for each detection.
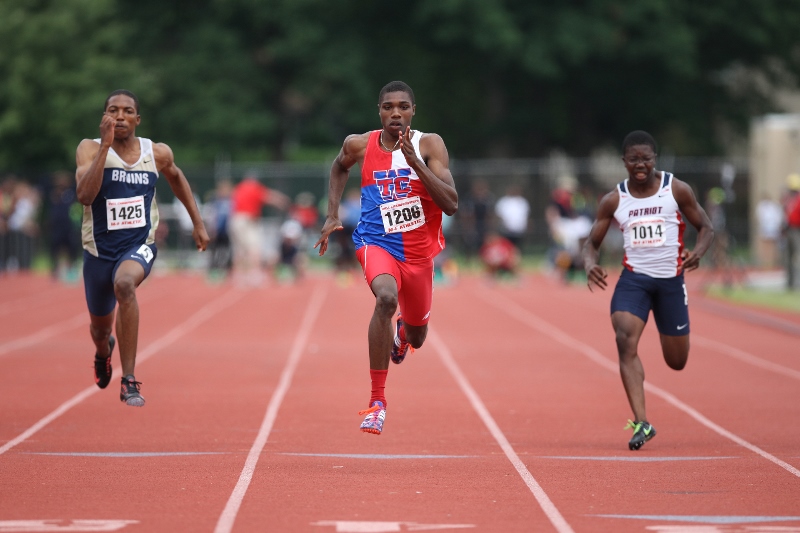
[1,0,799,171]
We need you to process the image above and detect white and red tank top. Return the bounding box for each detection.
[614,172,686,278]
[352,130,445,262]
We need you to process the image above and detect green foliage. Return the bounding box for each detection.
[0,0,149,170]
[1,0,799,170]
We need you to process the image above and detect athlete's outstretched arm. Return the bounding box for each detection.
[400,128,458,216]
[673,179,715,272]
[155,143,210,251]
[316,133,367,256]
[75,115,115,205]
[582,190,620,291]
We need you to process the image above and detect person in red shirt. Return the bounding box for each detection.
[229,174,289,285]
[784,173,800,290]
[479,232,520,279]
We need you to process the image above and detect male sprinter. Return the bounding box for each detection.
[76,89,209,406]
[582,130,714,449]
[315,81,458,434]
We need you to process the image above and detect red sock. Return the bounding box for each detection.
[396,324,406,345]
[369,369,388,407]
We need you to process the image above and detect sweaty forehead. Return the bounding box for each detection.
[380,91,413,105]
[106,95,137,110]
[625,144,655,155]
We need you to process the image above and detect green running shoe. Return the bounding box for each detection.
[625,419,656,450]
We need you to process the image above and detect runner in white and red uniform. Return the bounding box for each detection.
[582,130,714,450]
[315,81,458,435]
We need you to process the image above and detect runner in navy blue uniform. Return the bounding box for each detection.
[582,131,714,449]
[76,90,209,406]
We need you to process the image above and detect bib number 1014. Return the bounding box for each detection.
[633,224,663,239]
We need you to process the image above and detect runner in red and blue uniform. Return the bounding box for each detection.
[76,90,209,406]
[315,81,458,434]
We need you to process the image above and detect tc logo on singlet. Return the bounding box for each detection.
[374,168,412,201]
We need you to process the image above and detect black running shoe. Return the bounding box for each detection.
[120,374,145,407]
[625,419,656,450]
[93,336,115,389]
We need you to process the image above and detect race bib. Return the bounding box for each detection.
[106,196,146,230]
[136,244,154,264]
[380,196,426,234]
[629,217,666,248]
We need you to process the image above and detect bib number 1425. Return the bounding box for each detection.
[106,196,146,230]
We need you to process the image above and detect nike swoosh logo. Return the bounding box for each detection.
[677,323,688,330]
[643,426,652,436]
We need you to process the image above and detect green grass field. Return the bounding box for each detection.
[705,285,800,313]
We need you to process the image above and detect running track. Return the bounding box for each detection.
[1,270,799,533]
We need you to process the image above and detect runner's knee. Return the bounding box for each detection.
[405,325,427,349]
[89,323,112,341]
[373,290,398,316]
[113,275,137,303]
[614,329,638,358]
[661,336,689,370]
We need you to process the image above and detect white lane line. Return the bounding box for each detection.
[693,334,800,381]
[476,289,800,479]
[0,519,137,532]
[0,286,168,358]
[427,327,575,533]
[311,521,476,532]
[0,288,244,456]
[0,314,86,357]
[214,284,328,533]
[0,290,66,316]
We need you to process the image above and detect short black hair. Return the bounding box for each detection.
[378,81,415,105]
[104,89,139,113]
[622,130,657,153]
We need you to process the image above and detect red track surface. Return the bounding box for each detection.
[1,270,799,533]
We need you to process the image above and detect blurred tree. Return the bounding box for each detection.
[1,0,798,168]
[0,0,150,170]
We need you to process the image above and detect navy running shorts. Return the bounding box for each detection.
[83,243,158,316]
[610,268,690,336]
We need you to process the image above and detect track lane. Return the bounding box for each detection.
[229,280,569,532]
[1,272,798,533]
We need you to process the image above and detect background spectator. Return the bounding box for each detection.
[229,173,289,286]
[755,193,783,269]
[495,184,530,250]
[783,173,800,290]
[47,171,81,282]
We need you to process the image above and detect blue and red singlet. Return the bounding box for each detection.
[352,130,445,262]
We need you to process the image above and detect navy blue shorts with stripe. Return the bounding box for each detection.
[610,268,690,336]
[83,243,158,316]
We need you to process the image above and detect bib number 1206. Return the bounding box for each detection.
[380,196,426,234]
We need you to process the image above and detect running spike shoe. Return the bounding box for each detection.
[94,336,115,389]
[390,314,413,364]
[625,419,656,450]
[358,401,386,434]
[120,374,145,407]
